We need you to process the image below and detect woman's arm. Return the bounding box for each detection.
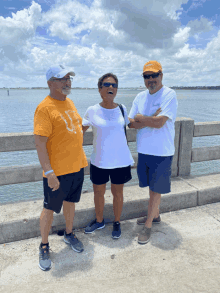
[82,125,90,134]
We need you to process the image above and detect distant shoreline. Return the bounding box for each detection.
[1,86,220,90]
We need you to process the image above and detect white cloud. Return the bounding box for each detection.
[41,0,189,52]
[0,0,220,87]
[173,27,191,48]
[0,1,42,62]
[0,1,42,47]
[187,17,213,36]
[99,0,189,49]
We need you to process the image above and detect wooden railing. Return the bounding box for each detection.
[1,118,220,187]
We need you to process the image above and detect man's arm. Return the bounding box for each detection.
[134,114,168,129]
[128,118,144,129]
[34,135,52,171]
[128,108,163,129]
[34,134,60,191]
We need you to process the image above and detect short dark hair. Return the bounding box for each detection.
[98,73,118,88]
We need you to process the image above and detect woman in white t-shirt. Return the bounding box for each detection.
[82,73,134,239]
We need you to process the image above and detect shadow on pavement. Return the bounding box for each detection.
[50,216,182,278]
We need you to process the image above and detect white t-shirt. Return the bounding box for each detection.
[129,86,178,156]
[83,104,134,169]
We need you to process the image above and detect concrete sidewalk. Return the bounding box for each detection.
[1,172,220,244]
[0,203,220,292]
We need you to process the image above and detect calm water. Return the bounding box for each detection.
[0,88,220,204]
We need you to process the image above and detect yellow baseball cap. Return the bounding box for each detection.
[143,61,162,73]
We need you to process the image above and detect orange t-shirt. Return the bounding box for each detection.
[34,95,88,177]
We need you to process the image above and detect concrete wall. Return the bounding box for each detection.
[1,118,220,186]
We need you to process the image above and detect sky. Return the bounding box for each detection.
[0,0,220,88]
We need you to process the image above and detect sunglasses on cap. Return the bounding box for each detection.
[143,72,161,80]
[102,82,118,88]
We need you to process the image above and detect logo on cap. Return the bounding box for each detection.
[144,64,153,68]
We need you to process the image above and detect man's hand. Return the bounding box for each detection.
[152,107,161,117]
[128,118,144,129]
[134,114,145,123]
[46,172,60,191]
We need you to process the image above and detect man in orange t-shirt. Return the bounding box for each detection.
[34,64,87,271]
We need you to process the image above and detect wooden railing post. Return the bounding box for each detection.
[177,118,194,176]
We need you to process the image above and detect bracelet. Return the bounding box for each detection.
[45,170,54,175]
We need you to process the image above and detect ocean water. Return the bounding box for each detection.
[0,88,220,204]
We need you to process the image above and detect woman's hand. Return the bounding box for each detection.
[82,125,90,134]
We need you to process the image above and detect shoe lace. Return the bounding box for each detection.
[67,233,79,244]
[40,246,51,260]
[113,222,120,231]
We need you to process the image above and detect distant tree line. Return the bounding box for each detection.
[171,86,220,90]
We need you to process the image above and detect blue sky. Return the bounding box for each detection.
[0,0,220,87]
[1,0,54,16]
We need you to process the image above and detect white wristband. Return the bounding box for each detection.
[45,170,54,175]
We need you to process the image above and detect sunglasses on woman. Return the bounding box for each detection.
[102,82,118,88]
[143,72,161,80]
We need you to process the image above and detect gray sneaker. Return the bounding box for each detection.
[64,231,84,253]
[39,244,51,271]
[137,215,161,225]
[138,226,151,245]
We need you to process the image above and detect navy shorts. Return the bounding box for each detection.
[90,164,132,185]
[43,168,84,214]
[137,153,173,194]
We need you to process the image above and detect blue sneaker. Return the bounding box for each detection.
[64,231,84,253]
[112,221,121,239]
[84,219,105,234]
[39,244,51,271]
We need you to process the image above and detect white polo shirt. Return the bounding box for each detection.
[83,104,134,169]
[129,86,178,156]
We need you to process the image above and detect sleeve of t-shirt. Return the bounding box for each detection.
[122,104,130,126]
[128,95,140,119]
[159,92,178,122]
[34,107,52,137]
[82,107,92,126]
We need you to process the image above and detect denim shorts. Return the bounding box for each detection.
[137,153,173,194]
[43,168,84,214]
[90,164,132,185]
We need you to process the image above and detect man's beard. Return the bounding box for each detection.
[148,82,157,91]
[62,87,71,95]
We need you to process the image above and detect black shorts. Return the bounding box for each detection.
[90,163,132,185]
[43,168,84,214]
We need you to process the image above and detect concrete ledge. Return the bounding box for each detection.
[180,173,220,206]
[0,173,220,244]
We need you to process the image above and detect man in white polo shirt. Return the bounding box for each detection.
[128,60,178,245]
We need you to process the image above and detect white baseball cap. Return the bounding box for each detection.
[46,64,75,81]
